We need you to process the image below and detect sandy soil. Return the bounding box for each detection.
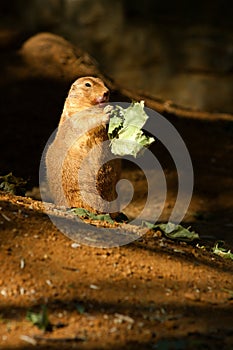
[0,191,233,350]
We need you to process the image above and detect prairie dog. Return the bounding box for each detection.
[46,77,121,214]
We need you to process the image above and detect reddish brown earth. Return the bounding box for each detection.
[0,32,233,349]
[0,191,233,350]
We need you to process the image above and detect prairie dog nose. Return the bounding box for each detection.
[103,90,110,100]
[95,90,109,103]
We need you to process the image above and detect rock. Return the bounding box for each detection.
[20,32,104,82]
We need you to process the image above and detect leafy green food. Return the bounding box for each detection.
[26,305,51,331]
[0,172,28,196]
[71,208,128,224]
[75,303,85,314]
[108,101,155,158]
[71,208,115,224]
[143,221,200,242]
[212,241,233,260]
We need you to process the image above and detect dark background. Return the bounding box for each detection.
[1,0,232,111]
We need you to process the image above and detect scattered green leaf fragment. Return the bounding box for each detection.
[92,213,114,223]
[108,101,155,158]
[0,172,28,196]
[196,243,206,250]
[71,208,115,224]
[142,221,156,230]
[26,305,51,331]
[70,208,90,218]
[76,303,85,314]
[142,221,199,242]
[212,242,233,260]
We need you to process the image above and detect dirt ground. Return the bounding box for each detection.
[0,192,233,350]
[0,32,233,349]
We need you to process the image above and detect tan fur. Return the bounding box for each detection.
[46,77,121,214]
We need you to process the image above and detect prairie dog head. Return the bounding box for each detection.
[68,76,109,108]
[59,77,110,126]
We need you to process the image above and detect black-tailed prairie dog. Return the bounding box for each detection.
[46,76,121,214]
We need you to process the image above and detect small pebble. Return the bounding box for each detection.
[1,212,11,221]
[173,249,185,254]
[138,322,144,327]
[109,327,117,333]
[20,287,25,295]
[20,259,25,269]
[71,243,81,248]
[1,289,7,297]
[90,284,100,290]
[20,335,37,346]
[114,313,134,324]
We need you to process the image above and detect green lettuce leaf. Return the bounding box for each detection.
[212,242,233,260]
[26,305,51,331]
[0,172,28,196]
[71,208,115,224]
[108,101,155,158]
[142,221,200,242]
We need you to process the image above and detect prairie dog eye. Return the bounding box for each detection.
[85,82,92,87]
